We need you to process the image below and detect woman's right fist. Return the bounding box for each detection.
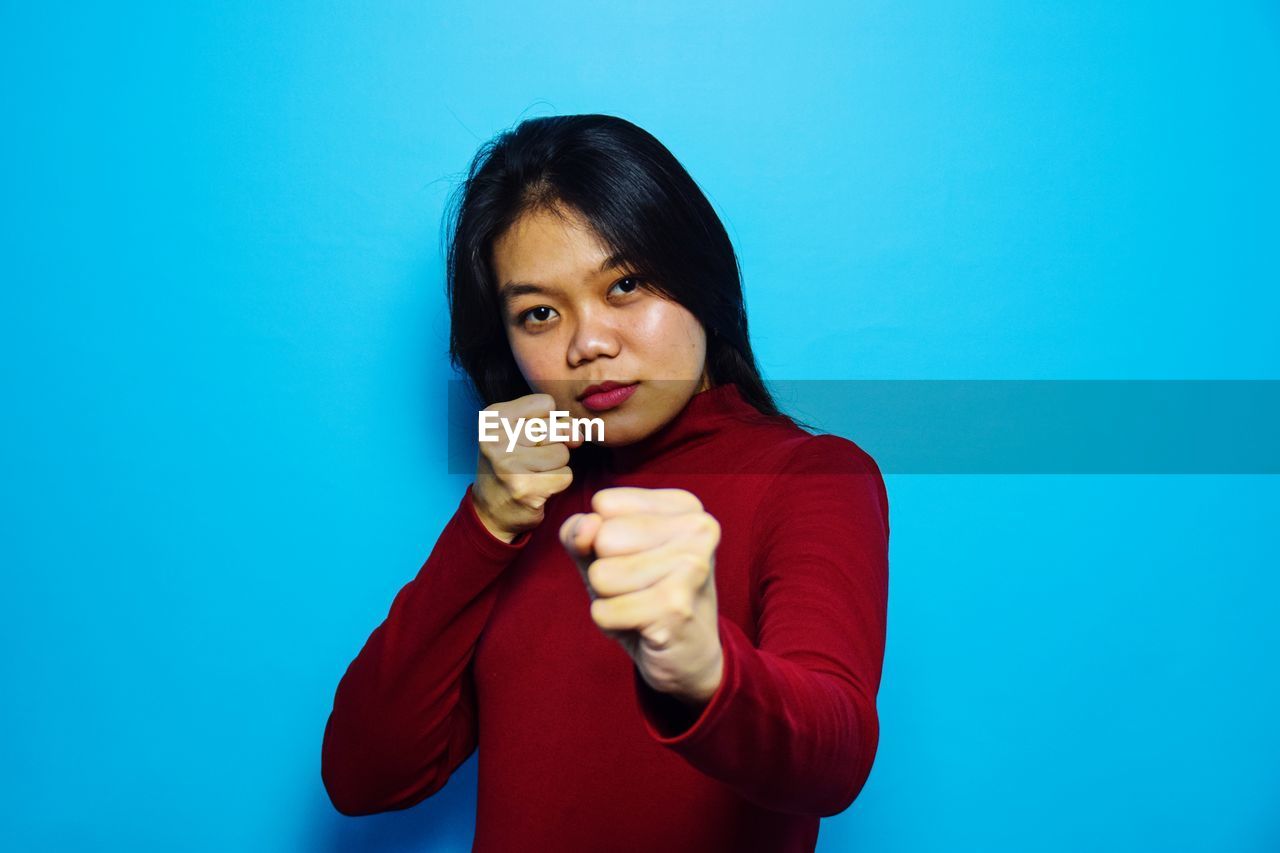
[471,393,578,543]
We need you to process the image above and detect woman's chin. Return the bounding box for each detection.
[590,418,651,447]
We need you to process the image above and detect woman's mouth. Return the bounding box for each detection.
[579,381,639,412]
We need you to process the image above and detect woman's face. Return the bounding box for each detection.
[491,203,710,446]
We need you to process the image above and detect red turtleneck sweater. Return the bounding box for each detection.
[321,383,890,852]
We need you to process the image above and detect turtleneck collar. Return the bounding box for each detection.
[589,382,762,473]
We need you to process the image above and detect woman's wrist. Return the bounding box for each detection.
[471,490,520,544]
[677,649,724,707]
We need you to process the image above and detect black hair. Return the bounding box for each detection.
[443,113,785,420]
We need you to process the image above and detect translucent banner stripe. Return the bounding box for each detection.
[446,380,1280,475]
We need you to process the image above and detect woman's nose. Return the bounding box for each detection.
[566,311,621,366]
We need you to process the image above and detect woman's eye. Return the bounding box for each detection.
[610,276,645,296]
[518,306,557,328]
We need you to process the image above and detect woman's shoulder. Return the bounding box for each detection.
[748,427,890,545]
[733,411,883,481]
[780,431,883,479]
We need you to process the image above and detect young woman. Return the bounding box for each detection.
[321,114,890,853]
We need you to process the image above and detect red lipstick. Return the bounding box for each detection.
[578,381,639,412]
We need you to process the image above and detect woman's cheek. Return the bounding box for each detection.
[511,334,582,409]
[633,303,693,355]
[650,305,706,371]
[509,333,553,379]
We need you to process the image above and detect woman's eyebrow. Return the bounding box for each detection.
[499,254,628,304]
[499,281,556,304]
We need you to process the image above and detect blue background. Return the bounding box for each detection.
[2,2,1277,850]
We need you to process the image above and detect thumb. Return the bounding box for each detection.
[559,512,603,596]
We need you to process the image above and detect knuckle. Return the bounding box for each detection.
[678,489,703,512]
[593,520,619,554]
[586,561,609,593]
[547,477,569,499]
[589,597,611,627]
[665,586,694,621]
[671,550,700,574]
[589,489,615,515]
[679,551,709,582]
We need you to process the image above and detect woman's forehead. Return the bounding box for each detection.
[493,206,620,287]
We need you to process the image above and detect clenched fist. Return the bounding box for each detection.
[560,487,724,706]
[472,393,579,543]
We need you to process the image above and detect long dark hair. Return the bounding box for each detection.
[443,113,783,419]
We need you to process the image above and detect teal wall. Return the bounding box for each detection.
[2,2,1277,850]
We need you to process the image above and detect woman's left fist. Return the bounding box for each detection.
[559,487,724,705]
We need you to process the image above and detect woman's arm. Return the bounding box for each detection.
[632,434,890,817]
[321,484,529,815]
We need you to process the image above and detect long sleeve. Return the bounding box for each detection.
[321,483,529,816]
[631,433,890,817]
